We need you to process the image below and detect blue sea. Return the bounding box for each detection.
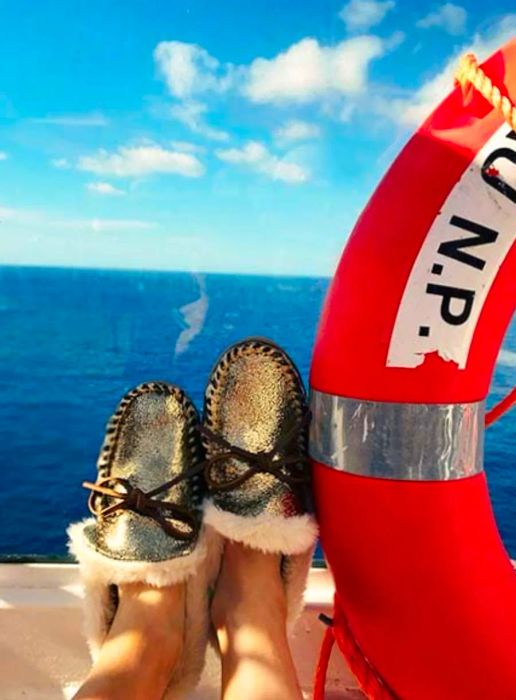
[0,266,515,558]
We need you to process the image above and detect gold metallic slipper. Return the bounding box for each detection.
[202,338,318,627]
[68,382,219,699]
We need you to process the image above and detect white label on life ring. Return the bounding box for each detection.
[387,124,516,369]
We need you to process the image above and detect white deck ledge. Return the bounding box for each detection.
[0,563,362,699]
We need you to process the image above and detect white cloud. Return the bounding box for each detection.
[154,41,236,99]
[154,31,401,133]
[339,0,395,32]
[170,140,205,153]
[379,15,516,127]
[0,151,7,161]
[417,3,467,35]
[374,70,453,126]
[0,206,155,233]
[216,141,309,183]
[245,36,386,103]
[77,142,205,177]
[51,157,71,169]
[31,112,109,127]
[217,142,266,165]
[47,216,157,232]
[86,219,154,232]
[170,100,230,141]
[154,41,235,141]
[0,206,19,221]
[274,119,321,143]
[0,205,44,225]
[0,203,155,231]
[86,182,126,196]
[339,102,357,122]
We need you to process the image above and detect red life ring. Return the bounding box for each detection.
[310,40,516,699]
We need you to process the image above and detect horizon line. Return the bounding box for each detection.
[0,261,332,281]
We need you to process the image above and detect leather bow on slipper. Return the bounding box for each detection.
[199,412,311,493]
[83,475,201,540]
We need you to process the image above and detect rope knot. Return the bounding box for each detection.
[199,415,311,493]
[126,486,147,513]
[82,476,199,541]
[454,51,516,131]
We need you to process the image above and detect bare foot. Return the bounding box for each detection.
[73,582,184,700]
[212,541,302,700]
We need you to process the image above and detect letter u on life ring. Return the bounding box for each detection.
[310,39,516,700]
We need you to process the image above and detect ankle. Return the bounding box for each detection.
[211,542,287,634]
[74,583,185,700]
[117,582,184,669]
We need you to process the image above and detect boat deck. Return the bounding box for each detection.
[0,563,363,699]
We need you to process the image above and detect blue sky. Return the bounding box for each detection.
[1,0,515,276]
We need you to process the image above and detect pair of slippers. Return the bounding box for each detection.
[68,338,318,698]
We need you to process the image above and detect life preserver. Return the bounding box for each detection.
[310,40,516,699]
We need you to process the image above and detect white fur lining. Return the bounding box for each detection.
[67,519,223,700]
[203,500,318,555]
[68,518,206,587]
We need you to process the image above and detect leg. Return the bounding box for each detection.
[212,541,303,700]
[73,582,184,700]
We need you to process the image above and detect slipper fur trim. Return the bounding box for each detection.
[68,519,223,699]
[68,518,206,587]
[203,500,318,556]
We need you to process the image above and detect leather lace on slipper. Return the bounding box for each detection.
[199,410,311,493]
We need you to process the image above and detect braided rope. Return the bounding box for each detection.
[313,610,399,700]
[485,386,516,428]
[313,626,335,700]
[333,620,398,700]
[454,52,516,131]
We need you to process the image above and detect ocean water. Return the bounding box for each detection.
[0,266,514,557]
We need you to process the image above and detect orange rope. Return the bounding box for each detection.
[485,386,516,428]
[313,611,398,700]
[332,620,398,700]
[313,626,335,700]
[454,52,516,131]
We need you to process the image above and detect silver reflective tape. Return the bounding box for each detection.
[309,390,484,480]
